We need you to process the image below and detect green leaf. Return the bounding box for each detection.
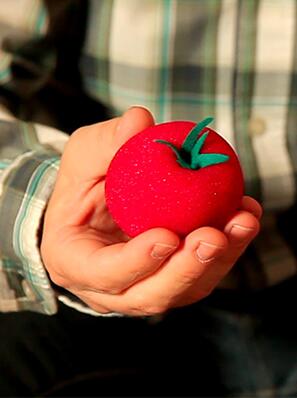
[155,139,192,169]
[191,131,208,157]
[182,117,214,153]
[191,153,229,169]
[155,118,229,170]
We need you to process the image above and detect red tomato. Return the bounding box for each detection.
[105,118,244,237]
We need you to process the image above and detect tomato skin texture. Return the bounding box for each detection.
[105,121,244,237]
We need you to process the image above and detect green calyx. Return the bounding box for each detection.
[155,117,229,170]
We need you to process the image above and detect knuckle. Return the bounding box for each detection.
[91,270,139,295]
[70,126,87,140]
[92,277,126,294]
[65,126,91,153]
[128,295,168,316]
[87,259,129,295]
[95,285,123,295]
[177,269,201,287]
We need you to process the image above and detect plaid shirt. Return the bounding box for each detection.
[0,0,297,315]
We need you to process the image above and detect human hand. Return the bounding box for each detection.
[41,107,262,316]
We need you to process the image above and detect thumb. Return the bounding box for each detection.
[114,106,155,149]
[61,106,155,182]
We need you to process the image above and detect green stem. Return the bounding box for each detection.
[155,117,229,170]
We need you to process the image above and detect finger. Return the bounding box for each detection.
[240,195,263,219]
[86,227,229,315]
[62,106,155,182]
[185,211,260,298]
[115,106,155,148]
[224,210,260,248]
[87,212,260,314]
[176,210,260,307]
[127,227,228,304]
[60,227,180,294]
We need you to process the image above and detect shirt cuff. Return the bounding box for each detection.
[0,149,60,314]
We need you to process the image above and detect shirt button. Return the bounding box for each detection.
[248,116,266,136]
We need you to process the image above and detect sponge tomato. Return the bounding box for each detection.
[105,117,244,237]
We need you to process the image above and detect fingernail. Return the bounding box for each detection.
[129,105,155,122]
[229,224,255,241]
[116,106,155,136]
[151,243,177,259]
[196,241,224,262]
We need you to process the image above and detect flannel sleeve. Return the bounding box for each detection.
[0,119,66,314]
[0,119,123,317]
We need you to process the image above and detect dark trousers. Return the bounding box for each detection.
[1,277,297,397]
